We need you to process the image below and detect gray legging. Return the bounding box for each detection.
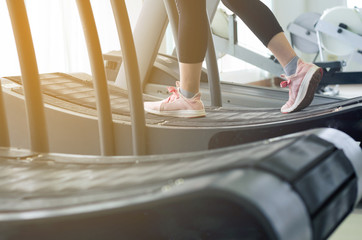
[175,0,283,63]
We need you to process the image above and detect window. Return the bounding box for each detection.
[347,0,362,8]
[0,0,140,77]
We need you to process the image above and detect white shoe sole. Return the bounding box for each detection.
[145,108,206,118]
[282,66,322,113]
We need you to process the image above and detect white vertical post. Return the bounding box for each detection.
[115,0,168,90]
[6,0,49,153]
[316,30,325,62]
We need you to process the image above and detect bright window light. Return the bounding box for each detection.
[0,0,140,77]
[347,0,362,8]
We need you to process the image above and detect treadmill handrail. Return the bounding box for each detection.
[76,0,116,156]
[6,0,49,153]
[205,14,223,107]
[0,83,9,147]
[111,0,147,156]
[205,0,222,107]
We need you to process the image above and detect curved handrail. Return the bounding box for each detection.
[6,0,49,153]
[76,0,116,156]
[110,0,147,155]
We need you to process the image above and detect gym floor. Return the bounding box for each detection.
[220,69,362,240]
[330,208,362,240]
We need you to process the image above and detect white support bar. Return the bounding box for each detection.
[6,0,49,153]
[315,20,362,50]
[288,23,318,44]
[316,30,325,62]
[115,0,168,90]
[213,35,284,76]
[76,0,115,156]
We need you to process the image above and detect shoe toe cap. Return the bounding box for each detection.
[281,102,293,113]
[144,101,161,111]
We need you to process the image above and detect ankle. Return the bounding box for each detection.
[283,56,299,76]
[179,88,196,98]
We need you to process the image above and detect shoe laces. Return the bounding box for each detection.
[280,74,291,88]
[165,86,180,103]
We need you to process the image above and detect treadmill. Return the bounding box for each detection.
[1,0,362,156]
[1,1,361,239]
[2,72,362,155]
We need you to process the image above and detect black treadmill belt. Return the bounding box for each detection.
[168,99,361,127]
[0,128,360,240]
[0,137,293,208]
[0,130,351,210]
[5,73,362,128]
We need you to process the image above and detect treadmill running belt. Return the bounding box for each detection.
[5,72,362,125]
[5,73,362,148]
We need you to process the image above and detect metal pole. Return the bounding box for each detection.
[76,0,115,156]
[316,30,325,62]
[6,0,49,153]
[205,0,222,107]
[205,21,223,107]
[163,0,179,56]
[0,83,10,147]
[111,0,147,156]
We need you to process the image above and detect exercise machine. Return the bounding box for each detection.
[288,6,362,89]
[3,71,362,155]
[1,1,362,239]
[2,0,362,156]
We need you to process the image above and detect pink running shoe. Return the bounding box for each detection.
[144,82,206,118]
[280,59,323,113]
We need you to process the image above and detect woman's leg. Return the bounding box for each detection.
[144,0,208,117]
[222,0,322,113]
[179,62,203,97]
[267,32,297,68]
[176,0,208,96]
